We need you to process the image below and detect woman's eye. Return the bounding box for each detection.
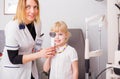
[25,5,38,10]
[34,6,38,9]
[26,5,31,9]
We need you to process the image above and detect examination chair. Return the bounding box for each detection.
[0,30,5,58]
[68,29,85,79]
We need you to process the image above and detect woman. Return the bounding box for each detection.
[43,21,79,79]
[0,0,55,79]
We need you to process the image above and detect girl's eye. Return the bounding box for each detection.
[59,33,63,36]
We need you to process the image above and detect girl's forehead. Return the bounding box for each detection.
[55,31,64,33]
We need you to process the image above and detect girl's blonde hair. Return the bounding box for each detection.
[51,21,71,43]
[14,0,40,24]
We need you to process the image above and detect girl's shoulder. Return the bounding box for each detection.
[67,45,76,50]
[66,45,77,54]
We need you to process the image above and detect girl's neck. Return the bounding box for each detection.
[56,44,68,54]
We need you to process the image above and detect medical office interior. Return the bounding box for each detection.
[0,0,120,79]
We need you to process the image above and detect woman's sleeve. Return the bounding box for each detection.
[5,22,23,64]
[5,22,19,50]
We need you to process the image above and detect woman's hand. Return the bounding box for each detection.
[22,47,55,64]
[38,46,56,58]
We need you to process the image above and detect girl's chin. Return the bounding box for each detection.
[55,43,65,47]
[55,43,61,46]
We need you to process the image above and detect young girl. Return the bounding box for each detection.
[43,21,79,79]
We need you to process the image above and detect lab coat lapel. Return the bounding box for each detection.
[34,22,41,37]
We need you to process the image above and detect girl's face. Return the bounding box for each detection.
[25,0,39,24]
[54,31,67,47]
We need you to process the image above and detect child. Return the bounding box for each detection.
[43,21,79,79]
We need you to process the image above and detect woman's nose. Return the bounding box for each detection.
[30,7,35,13]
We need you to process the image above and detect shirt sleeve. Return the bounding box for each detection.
[69,48,78,62]
[7,50,23,64]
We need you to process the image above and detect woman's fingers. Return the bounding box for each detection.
[38,47,56,58]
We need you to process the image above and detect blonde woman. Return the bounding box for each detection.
[43,21,79,79]
[0,0,55,79]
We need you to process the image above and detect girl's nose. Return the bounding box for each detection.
[55,34,59,39]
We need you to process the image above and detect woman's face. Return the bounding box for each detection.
[54,31,67,47]
[25,0,39,24]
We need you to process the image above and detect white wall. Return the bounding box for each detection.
[0,0,13,27]
[0,0,107,78]
[107,0,119,63]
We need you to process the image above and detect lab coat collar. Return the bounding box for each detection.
[19,23,25,30]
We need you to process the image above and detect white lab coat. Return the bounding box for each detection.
[0,20,41,79]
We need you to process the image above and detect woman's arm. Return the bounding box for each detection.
[72,60,79,79]
[8,47,55,64]
[22,47,55,64]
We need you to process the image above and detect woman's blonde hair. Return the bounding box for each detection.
[13,0,40,24]
[51,21,71,43]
